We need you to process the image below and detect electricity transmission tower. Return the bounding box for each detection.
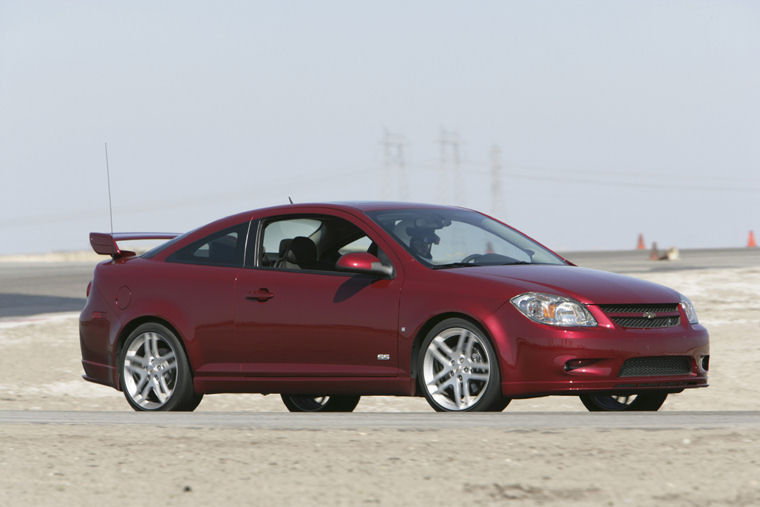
[382,129,407,200]
[438,129,462,204]
[491,144,503,219]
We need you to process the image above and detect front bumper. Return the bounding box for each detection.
[488,309,710,398]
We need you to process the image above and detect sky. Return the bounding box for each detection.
[1,0,758,255]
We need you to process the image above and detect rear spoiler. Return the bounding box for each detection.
[89,232,180,258]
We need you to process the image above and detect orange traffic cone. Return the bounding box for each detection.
[636,234,645,250]
[649,242,659,261]
[748,230,758,248]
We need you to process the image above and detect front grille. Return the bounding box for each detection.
[609,315,681,328]
[599,303,679,314]
[599,303,681,329]
[619,356,692,377]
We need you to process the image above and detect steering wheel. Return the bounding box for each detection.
[461,254,483,264]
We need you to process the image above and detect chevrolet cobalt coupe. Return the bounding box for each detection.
[80,202,709,412]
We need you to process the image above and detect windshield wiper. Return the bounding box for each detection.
[432,261,533,269]
[431,262,481,270]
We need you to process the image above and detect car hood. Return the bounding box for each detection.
[448,264,680,305]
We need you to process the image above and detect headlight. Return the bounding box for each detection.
[510,292,597,327]
[679,294,699,324]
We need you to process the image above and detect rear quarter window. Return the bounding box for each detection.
[166,223,249,267]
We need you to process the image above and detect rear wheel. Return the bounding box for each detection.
[418,318,508,412]
[280,394,361,412]
[119,323,202,411]
[579,392,668,412]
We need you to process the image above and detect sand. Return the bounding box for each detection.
[1,266,759,505]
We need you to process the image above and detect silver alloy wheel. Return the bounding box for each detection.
[579,391,668,411]
[422,327,492,410]
[610,394,635,406]
[586,394,639,410]
[289,395,329,411]
[280,394,361,412]
[122,331,179,410]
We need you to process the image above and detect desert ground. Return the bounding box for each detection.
[1,253,759,505]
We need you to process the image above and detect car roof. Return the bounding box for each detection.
[249,201,465,216]
[188,202,474,241]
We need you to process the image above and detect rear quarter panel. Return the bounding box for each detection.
[81,256,239,388]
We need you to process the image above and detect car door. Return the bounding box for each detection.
[233,212,403,377]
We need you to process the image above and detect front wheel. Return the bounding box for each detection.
[119,323,202,411]
[280,394,361,412]
[418,318,507,412]
[579,392,668,412]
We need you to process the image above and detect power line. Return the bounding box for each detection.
[6,133,756,231]
[463,160,760,186]
[404,160,760,193]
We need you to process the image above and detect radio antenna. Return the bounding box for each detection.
[104,142,114,234]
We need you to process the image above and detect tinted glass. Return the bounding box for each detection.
[141,227,201,259]
[166,223,248,267]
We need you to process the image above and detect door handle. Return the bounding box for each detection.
[246,288,274,302]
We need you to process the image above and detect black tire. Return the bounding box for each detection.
[417,318,507,412]
[280,394,361,412]
[579,392,668,412]
[118,322,202,412]
[488,397,512,412]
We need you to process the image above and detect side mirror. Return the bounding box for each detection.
[336,252,393,278]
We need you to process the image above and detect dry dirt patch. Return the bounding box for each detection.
[1,266,759,506]
[1,425,759,506]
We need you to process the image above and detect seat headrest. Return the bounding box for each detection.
[285,236,317,266]
[279,238,292,256]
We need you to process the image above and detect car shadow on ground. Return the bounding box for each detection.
[0,293,86,318]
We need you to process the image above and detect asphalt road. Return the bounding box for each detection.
[2,251,758,433]
[1,247,758,318]
[0,261,91,317]
[561,247,760,273]
[2,410,759,429]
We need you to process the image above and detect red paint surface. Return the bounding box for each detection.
[79,202,709,398]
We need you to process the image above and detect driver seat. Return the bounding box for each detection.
[276,236,317,270]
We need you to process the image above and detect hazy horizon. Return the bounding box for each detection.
[2,1,758,255]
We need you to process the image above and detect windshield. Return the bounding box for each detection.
[367,208,566,268]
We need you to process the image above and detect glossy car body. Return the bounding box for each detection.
[79,202,709,411]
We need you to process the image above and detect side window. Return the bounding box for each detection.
[260,218,322,267]
[167,223,248,267]
[258,215,390,273]
[338,236,373,255]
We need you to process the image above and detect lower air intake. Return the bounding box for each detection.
[619,356,692,377]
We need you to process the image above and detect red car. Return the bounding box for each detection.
[79,202,709,412]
